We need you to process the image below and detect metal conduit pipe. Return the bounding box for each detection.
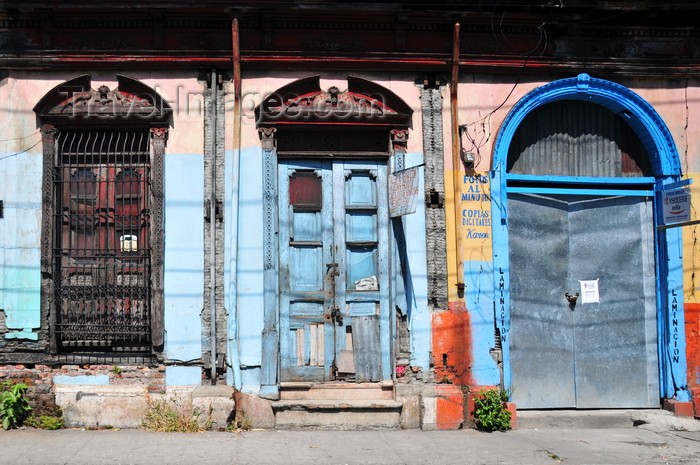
[229,18,243,391]
[451,23,465,297]
[210,69,218,383]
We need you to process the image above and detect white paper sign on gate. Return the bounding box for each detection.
[579,279,600,304]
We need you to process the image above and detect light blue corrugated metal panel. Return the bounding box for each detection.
[0,150,42,334]
[164,153,204,362]
[508,100,650,177]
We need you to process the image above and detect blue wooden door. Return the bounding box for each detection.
[279,160,390,382]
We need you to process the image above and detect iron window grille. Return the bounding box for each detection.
[52,129,152,353]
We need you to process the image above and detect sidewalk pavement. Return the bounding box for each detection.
[1,411,698,465]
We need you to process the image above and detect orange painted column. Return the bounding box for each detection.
[432,302,473,386]
[685,303,700,417]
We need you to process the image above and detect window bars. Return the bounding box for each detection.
[53,130,152,352]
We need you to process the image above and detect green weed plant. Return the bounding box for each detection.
[0,380,32,430]
[473,389,512,432]
[141,399,211,433]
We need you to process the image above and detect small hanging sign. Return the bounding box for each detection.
[389,166,420,217]
[662,188,690,224]
[579,279,600,304]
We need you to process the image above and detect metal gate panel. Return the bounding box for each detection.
[54,130,152,352]
[509,193,575,408]
[509,192,659,408]
[569,195,659,408]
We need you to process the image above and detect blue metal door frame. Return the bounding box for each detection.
[491,73,691,402]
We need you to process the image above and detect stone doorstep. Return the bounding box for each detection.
[279,381,394,401]
[516,409,641,429]
[271,399,403,430]
[191,384,235,398]
[272,399,403,410]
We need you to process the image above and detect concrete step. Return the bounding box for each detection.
[271,399,403,430]
[279,381,394,401]
[515,409,649,429]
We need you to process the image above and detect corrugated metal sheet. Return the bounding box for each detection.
[352,316,382,382]
[508,100,651,177]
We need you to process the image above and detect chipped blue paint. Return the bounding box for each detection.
[492,74,687,400]
[165,366,202,386]
[4,330,37,340]
[53,375,109,385]
[0,151,42,333]
[402,153,430,371]
[224,147,242,389]
[464,260,500,385]
[240,367,262,394]
[164,154,204,362]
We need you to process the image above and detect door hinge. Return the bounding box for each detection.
[0,200,3,218]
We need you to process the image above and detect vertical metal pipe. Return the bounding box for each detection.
[210,70,218,383]
[229,17,243,390]
[451,23,465,296]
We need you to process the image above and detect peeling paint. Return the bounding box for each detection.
[432,302,473,386]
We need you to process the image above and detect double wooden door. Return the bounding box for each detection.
[278,160,391,382]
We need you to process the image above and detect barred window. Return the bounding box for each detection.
[36,75,170,360]
[53,130,153,353]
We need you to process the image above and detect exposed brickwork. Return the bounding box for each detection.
[663,398,695,418]
[0,364,170,416]
[421,86,448,313]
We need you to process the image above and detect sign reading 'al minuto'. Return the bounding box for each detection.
[461,174,491,240]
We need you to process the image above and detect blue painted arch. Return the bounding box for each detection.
[493,73,681,177]
[490,73,690,402]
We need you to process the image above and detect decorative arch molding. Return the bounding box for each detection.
[33,74,172,127]
[256,74,413,129]
[493,73,680,176]
[491,74,690,403]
